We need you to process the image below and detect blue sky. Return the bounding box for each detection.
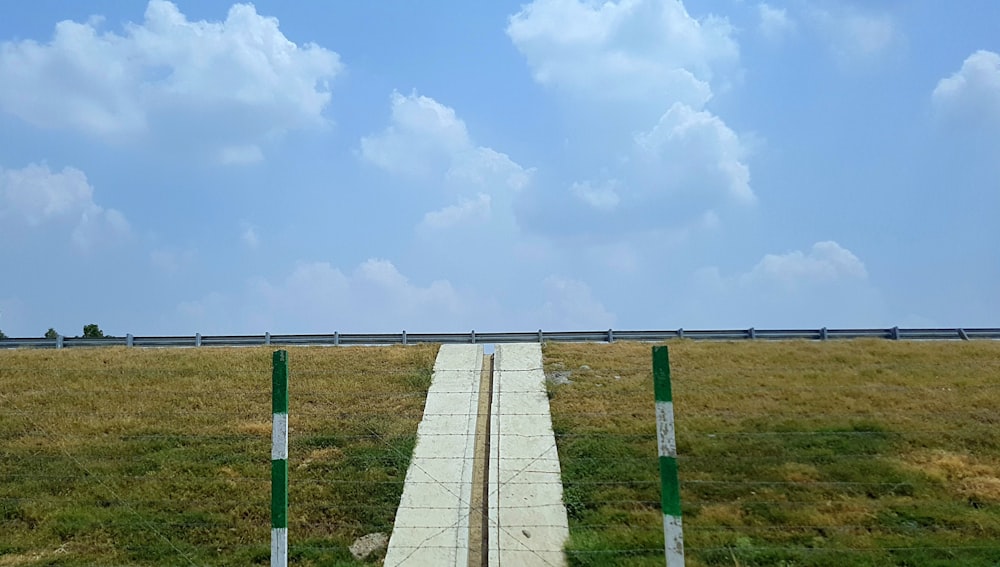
[1,0,998,336]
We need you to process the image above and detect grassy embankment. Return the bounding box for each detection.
[544,340,1000,566]
[0,344,438,566]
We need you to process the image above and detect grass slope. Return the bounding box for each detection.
[544,340,1000,567]
[0,345,438,566]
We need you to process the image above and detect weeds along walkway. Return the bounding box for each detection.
[385,344,570,566]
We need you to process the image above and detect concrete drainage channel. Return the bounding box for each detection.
[384,344,569,566]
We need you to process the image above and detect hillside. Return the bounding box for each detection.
[544,339,1000,566]
[0,345,438,566]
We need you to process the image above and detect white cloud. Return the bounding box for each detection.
[518,101,753,240]
[419,194,492,231]
[571,180,620,212]
[174,258,619,334]
[445,147,532,193]
[506,0,737,107]
[810,6,899,66]
[932,50,1000,125]
[241,223,259,248]
[634,102,753,203]
[0,1,341,159]
[505,1,752,239]
[536,276,615,330]
[0,164,93,225]
[741,241,867,288]
[0,163,129,250]
[178,258,477,333]
[361,91,533,231]
[362,92,532,189]
[757,3,795,41]
[677,241,884,327]
[218,145,264,166]
[359,91,471,177]
[72,206,130,251]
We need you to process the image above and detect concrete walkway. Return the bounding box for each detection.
[385,343,569,566]
[384,344,483,566]
[489,343,569,566]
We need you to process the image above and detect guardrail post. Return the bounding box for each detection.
[891,326,899,341]
[271,350,289,567]
[265,332,271,346]
[126,334,134,347]
[958,328,969,341]
[471,329,476,344]
[334,331,340,346]
[653,346,685,565]
[402,330,407,345]
[56,334,64,349]
[820,327,828,341]
[608,328,615,343]
[748,327,756,340]
[678,328,684,339]
[538,329,544,343]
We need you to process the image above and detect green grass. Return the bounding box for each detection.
[544,340,1000,567]
[0,345,438,566]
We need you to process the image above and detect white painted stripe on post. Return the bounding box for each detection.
[271,413,288,461]
[663,514,684,566]
[271,527,288,565]
[655,401,677,457]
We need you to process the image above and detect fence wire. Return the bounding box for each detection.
[3,340,999,567]
[543,340,1000,567]
[0,345,439,566]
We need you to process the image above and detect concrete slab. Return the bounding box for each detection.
[384,344,483,567]
[489,343,570,566]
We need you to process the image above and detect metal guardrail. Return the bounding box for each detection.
[1,327,998,349]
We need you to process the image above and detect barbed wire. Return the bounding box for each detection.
[3,343,999,565]
[543,342,1000,565]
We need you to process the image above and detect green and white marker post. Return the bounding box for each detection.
[653,346,685,565]
[272,350,289,567]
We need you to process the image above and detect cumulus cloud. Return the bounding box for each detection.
[72,206,130,251]
[932,50,1000,125]
[571,180,620,212]
[241,223,259,248]
[536,276,615,330]
[506,0,752,239]
[359,91,471,177]
[0,1,342,161]
[177,259,478,333]
[809,6,899,66]
[360,91,533,233]
[741,241,868,287]
[757,3,795,41]
[518,101,752,240]
[445,147,532,193]
[0,163,129,250]
[678,241,885,327]
[174,258,619,334]
[506,0,737,107]
[634,102,752,203]
[218,145,264,166]
[361,91,532,189]
[419,194,492,231]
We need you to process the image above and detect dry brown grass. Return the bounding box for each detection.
[0,344,438,566]
[544,339,1000,566]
